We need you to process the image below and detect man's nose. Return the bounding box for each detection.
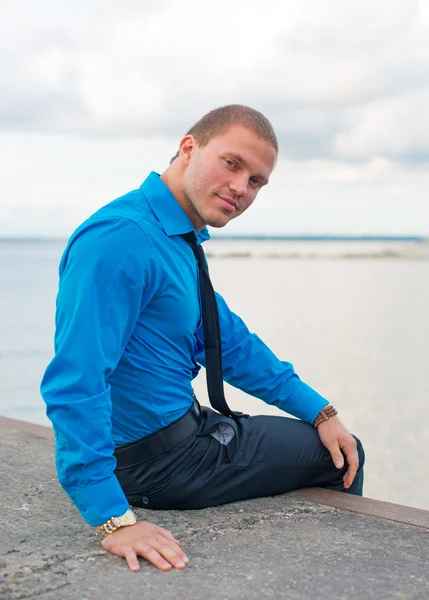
[229,176,248,197]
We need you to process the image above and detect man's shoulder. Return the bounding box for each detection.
[68,188,158,245]
[59,188,163,271]
[89,188,151,229]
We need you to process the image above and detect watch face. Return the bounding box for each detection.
[118,509,136,526]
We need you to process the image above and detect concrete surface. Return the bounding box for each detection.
[1,421,428,600]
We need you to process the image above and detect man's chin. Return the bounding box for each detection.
[205,218,230,229]
[204,212,234,229]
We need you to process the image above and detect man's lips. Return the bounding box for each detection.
[218,195,238,211]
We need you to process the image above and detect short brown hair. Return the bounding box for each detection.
[170,104,278,163]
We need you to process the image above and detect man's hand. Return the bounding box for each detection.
[99,521,188,572]
[316,416,359,489]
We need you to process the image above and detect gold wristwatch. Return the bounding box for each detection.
[95,508,137,543]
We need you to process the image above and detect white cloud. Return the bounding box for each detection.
[334,91,429,160]
[0,0,428,235]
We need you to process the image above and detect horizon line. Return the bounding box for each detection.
[0,234,427,243]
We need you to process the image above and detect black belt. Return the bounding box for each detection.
[114,401,202,468]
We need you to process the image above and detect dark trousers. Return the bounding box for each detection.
[114,402,365,511]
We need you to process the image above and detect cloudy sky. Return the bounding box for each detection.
[1,0,428,237]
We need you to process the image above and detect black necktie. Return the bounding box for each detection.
[182,232,246,419]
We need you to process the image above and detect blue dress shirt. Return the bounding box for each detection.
[40,172,328,526]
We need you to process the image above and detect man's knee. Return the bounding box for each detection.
[352,435,365,470]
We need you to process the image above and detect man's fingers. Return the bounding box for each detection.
[152,530,187,562]
[101,522,188,572]
[317,419,360,490]
[326,443,344,469]
[124,549,140,572]
[135,542,183,571]
[343,447,359,488]
[158,526,182,545]
[151,538,189,568]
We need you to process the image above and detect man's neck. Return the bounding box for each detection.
[160,168,205,232]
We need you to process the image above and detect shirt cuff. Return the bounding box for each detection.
[68,475,130,526]
[283,380,330,424]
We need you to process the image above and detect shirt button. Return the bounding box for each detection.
[142,496,149,505]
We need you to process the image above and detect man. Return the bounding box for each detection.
[41,104,364,574]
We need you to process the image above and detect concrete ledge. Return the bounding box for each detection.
[0,416,54,440]
[289,488,429,530]
[1,422,429,599]
[1,415,427,529]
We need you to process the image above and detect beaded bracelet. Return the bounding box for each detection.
[313,405,338,428]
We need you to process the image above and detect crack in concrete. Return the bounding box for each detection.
[2,581,71,600]
[0,550,106,600]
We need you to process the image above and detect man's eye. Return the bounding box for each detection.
[225,159,235,168]
[250,178,261,187]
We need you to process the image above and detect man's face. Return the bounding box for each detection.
[181,125,276,230]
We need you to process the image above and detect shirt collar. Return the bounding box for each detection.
[140,172,210,244]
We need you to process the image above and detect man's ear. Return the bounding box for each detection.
[179,135,197,164]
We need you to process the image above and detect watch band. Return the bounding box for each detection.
[95,509,137,543]
[313,405,338,428]
[96,517,122,542]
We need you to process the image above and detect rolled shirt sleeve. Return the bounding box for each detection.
[196,291,329,424]
[40,217,158,526]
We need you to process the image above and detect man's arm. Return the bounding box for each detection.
[40,217,187,571]
[197,291,359,488]
[204,291,329,423]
